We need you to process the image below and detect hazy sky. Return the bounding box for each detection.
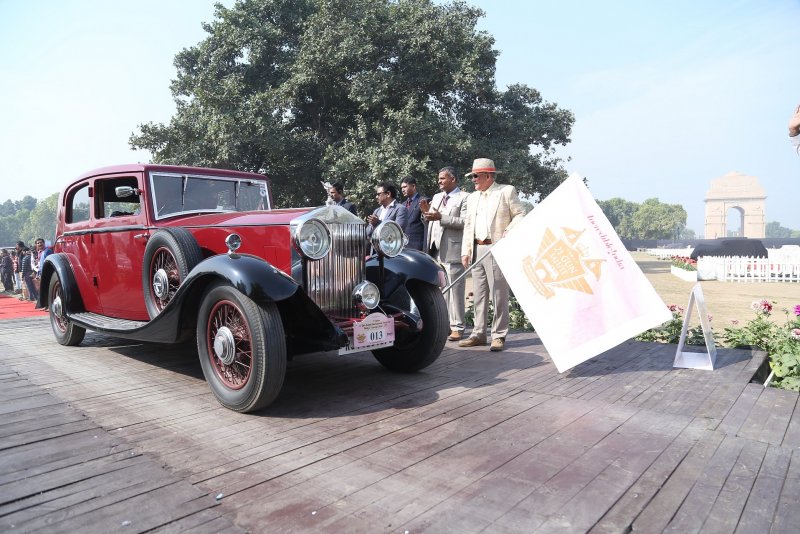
[1,0,798,235]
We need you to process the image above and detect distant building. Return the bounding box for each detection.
[704,172,766,239]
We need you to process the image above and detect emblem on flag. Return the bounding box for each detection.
[524,227,604,299]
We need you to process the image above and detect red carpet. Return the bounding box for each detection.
[0,293,48,320]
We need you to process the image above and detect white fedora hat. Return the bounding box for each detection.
[465,158,501,178]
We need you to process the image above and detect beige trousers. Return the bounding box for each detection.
[439,260,466,332]
[471,243,509,340]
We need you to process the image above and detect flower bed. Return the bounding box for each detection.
[670,264,698,282]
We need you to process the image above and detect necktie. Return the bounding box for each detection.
[442,195,448,207]
[406,199,411,208]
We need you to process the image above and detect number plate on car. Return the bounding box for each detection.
[338,313,395,355]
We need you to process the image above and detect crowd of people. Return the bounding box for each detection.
[0,239,53,304]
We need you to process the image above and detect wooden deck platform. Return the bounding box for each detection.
[2,316,799,533]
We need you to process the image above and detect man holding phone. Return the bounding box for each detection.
[422,167,469,341]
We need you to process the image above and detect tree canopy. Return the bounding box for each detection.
[130,0,574,212]
[0,193,58,246]
[766,221,792,239]
[598,197,688,240]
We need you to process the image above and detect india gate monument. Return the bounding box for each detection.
[704,171,766,239]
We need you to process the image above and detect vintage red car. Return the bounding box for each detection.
[40,164,448,412]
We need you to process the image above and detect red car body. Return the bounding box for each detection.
[42,164,448,412]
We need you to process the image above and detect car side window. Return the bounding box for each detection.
[68,184,91,223]
[96,177,141,218]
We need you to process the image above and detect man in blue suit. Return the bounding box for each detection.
[400,176,426,251]
[367,182,408,244]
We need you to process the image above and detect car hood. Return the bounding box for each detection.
[157,207,317,228]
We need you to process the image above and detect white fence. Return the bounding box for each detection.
[697,256,800,283]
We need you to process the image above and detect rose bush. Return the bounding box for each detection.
[670,256,697,271]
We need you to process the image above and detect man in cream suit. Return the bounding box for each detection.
[421,166,469,341]
[459,158,525,352]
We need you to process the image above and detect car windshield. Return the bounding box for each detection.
[151,172,269,218]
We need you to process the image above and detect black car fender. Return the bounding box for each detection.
[39,253,85,312]
[176,254,347,351]
[366,249,444,300]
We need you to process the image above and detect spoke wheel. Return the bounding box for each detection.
[48,274,85,346]
[142,228,202,319]
[197,284,286,412]
[206,300,253,389]
[149,247,180,314]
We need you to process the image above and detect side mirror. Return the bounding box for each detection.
[115,186,140,198]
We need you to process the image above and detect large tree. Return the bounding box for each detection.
[597,198,637,239]
[21,193,59,244]
[632,198,687,240]
[130,0,573,212]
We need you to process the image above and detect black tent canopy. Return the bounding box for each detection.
[690,239,768,260]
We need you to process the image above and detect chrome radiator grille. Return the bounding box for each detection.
[304,222,367,318]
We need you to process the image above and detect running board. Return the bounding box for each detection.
[70,312,148,332]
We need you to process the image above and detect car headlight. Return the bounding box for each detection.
[353,281,380,309]
[371,221,407,258]
[293,218,331,260]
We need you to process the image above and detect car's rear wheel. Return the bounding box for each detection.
[48,274,85,346]
[142,228,202,319]
[196,284,287,412]
[372,282,448,372]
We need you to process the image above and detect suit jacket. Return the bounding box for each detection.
[368,200,408,239]
[402,194,426,251]
[424,189,469,264]
[461,182,526,262]
[337,198,357,215]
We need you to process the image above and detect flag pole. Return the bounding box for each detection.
[441,244,494,294]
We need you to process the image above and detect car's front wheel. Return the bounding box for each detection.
[48,274,86,346]
[372,282,448,372]
[196,284,287,412]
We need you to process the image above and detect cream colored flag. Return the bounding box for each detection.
[491,173,671,372]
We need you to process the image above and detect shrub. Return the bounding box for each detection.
[465,291,534,331]
[718,300,800,391]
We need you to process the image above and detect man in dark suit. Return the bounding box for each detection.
[400,176,426,251]
[367,182,408,243]
[328,182,358,215]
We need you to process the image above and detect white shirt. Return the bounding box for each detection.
[378,200,397,221]
[474,183,499,241]
[791,135,800,152]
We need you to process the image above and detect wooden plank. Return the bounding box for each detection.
[0,419,100,450]
[770,448,800,533]
[589,419,709,534]
[718,383,764,436]
[0,461,178,524]
[0,428,123,477]
[660,435,747,532]
[738,387,797,445]
[780,394,800,448]
[494,409,692,532]
[735,445,792,534]
[700,438,768,533]
[630,430,725,532]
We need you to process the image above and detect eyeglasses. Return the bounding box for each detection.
[375,191,388,196]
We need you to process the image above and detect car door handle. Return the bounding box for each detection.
[134,233,149,241]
